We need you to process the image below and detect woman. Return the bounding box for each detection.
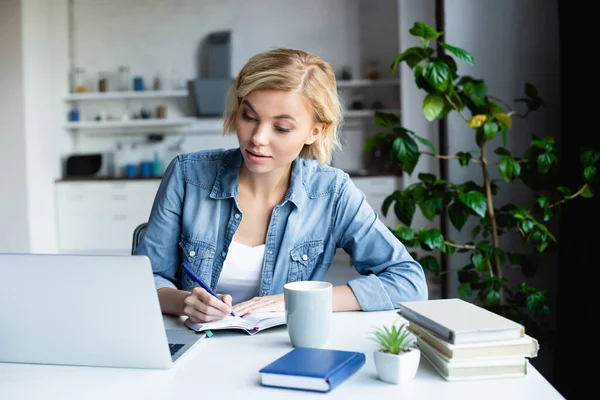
[136,48,427,323]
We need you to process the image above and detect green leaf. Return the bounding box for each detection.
[391,47,436,72]
[362,134,384,153]
[391,133,421,175]
[419,197,442,221]
[462,79,488,107]
[537,153,553,174]
[423,93,445,121]
[581,148,600,166]
[395,196,416,226]
[471,225,481,239]
[486,290,500,306]
[409,21,442,40]
[374,111,400,128]
[459,191,488,218]
[537,196,548,209]
[419,255,440,275]
[418,173,436,184]
[581,185,594,198]
[521,220,534,233]
[584,165,597,182]
[526,291,547,314]
[499,156,521,182]
[448,201,469,231]
[423,60,450,92]
[471,254,485,270]
[381,193,395,217]
[420,228,445,250]
[476,241,492,252]
[483,121,498,140]
[439,42,474,65]
[458,283,472,300]
[494,147,511,156]
[456,151,473,166]
[396,227,415,241]
[557,186,571,196]
[412,134,437,155]
[543,208,553,221]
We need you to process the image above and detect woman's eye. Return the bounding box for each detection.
[275,127,291,133]
[242,112,257,122]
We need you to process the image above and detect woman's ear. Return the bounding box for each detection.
[305,123,326,145]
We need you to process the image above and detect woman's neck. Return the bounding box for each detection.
[238,162,292,203]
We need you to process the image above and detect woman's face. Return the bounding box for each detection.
[235,90,323,176]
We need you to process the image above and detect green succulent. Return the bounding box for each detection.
[372,323,416,354]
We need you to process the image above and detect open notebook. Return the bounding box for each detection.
[184,312,286,335]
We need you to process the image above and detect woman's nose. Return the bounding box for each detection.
[251,124,270,146]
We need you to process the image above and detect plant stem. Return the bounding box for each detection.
[422,151,482,163]
[548,183,589,208]
[444,94,470,122]
[479,143,504,303]
[444,241,476,250]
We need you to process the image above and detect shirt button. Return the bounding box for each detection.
[268,250,273,255]
[273,210,278,216]
[302,254,308,261]
[234,213,241,219]
[222,251,227,257]
[262,291,268,296]
[189,251,196,257]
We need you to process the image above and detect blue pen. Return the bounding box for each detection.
[181,262,235,317]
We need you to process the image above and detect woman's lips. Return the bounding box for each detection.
[246,149,271,163]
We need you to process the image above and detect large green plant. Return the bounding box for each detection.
[366,21,599,336]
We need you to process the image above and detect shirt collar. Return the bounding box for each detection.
[210,148,305,210]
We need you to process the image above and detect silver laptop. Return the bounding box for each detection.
[0,253,205,369]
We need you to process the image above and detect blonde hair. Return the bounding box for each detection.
[222,48,343,164]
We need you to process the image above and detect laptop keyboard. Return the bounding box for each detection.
[169,343,185,356]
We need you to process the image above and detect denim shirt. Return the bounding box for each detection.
[135,148,428,311]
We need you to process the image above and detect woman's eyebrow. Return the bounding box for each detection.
[242,99,296,122]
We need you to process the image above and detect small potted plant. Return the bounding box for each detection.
[371,322,420,384]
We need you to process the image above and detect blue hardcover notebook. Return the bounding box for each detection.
[258,347,366,392]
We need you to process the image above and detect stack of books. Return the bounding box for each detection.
[398,298,539,381]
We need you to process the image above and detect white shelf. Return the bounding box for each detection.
[336,79,399,88]
[64,118,197,130]
[63,90,189,101]
[344,109,399,118]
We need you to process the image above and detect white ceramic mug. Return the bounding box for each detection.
[284,281,332,348]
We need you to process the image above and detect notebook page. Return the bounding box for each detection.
[188,315,253,331]
[242,312,286,329]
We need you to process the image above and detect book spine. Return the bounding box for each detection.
[400,308,454,343]
[325,353,366,391]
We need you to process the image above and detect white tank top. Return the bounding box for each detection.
[215,240,265,304]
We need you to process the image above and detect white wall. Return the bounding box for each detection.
[21,0,69,253]
[398,0,441,298]
[0,0,30,253]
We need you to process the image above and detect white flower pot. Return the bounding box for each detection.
[373,347,420,384]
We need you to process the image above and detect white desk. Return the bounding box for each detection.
[0,311,564,400]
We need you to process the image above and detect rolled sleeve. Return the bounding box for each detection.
[135,156,184,291]
[333,174,428,311]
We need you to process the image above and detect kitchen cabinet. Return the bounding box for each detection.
[55,180,161,254]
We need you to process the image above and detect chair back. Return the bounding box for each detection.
[131,223,148,255]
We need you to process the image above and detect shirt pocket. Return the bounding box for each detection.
[179,236,216,290]
[288,240,325,282]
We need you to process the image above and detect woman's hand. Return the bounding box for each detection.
[183,287,233,323]
[232,293,284,316]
